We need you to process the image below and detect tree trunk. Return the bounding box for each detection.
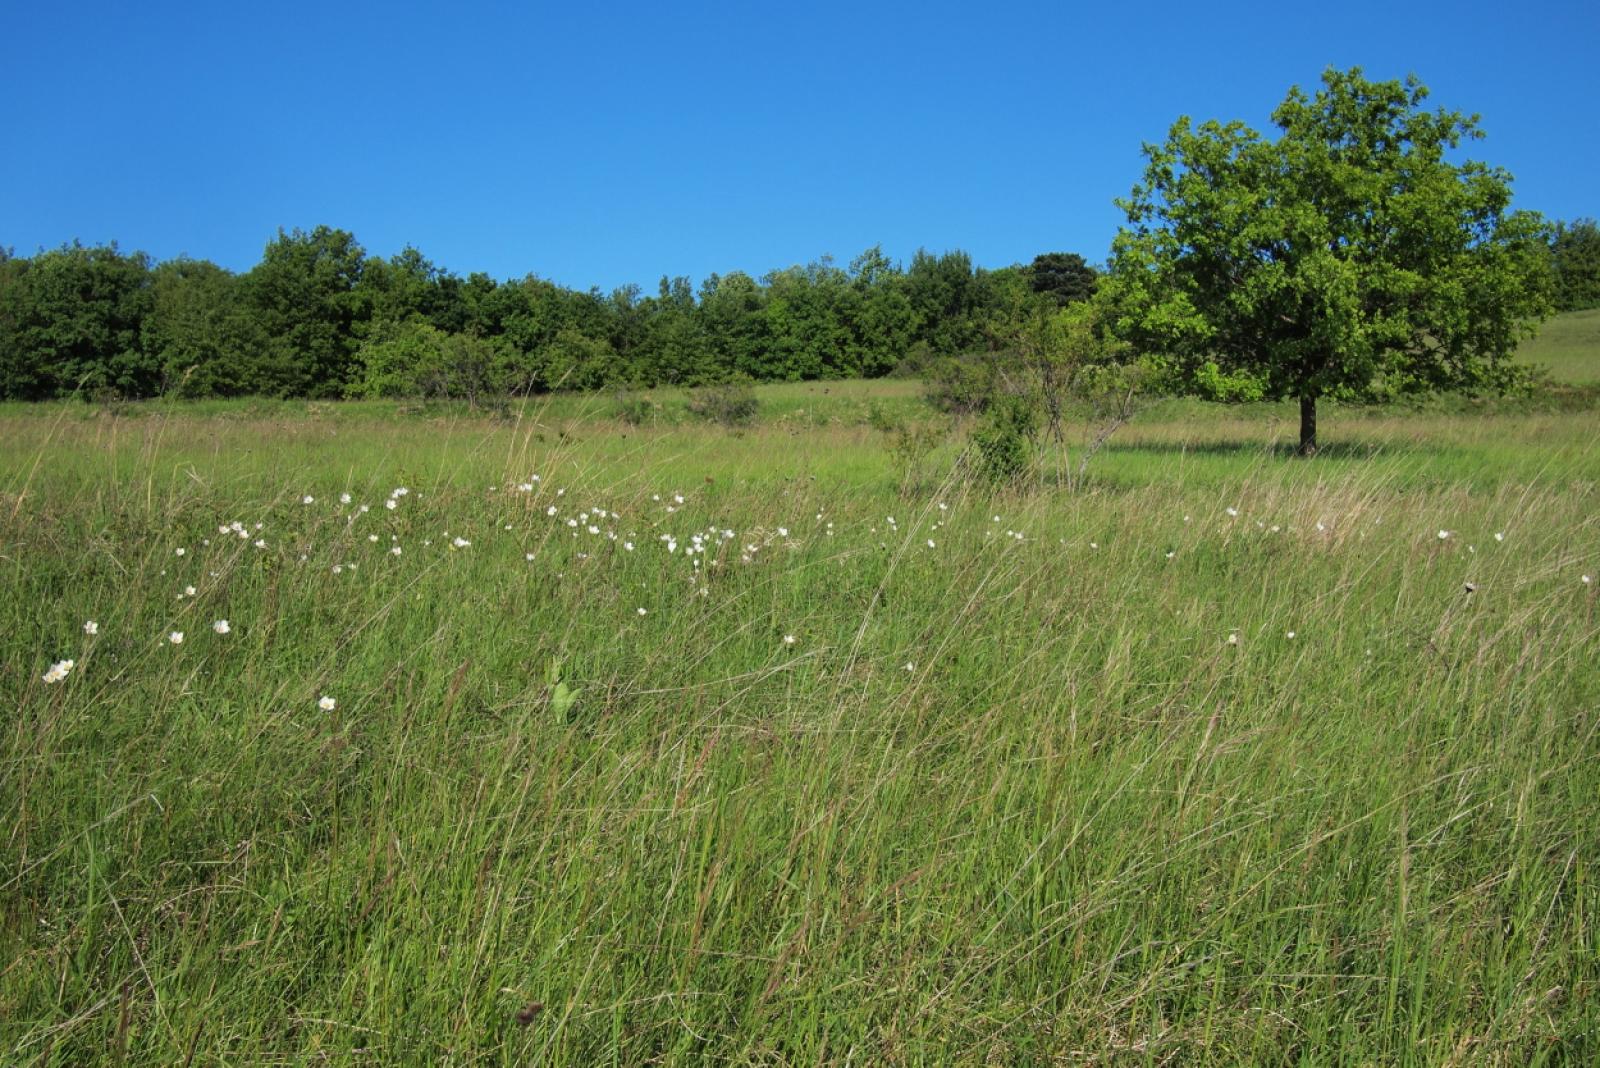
[1297,395,1318,456]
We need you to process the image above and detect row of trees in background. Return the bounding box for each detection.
[5,209,1586,409]
[0,233,1100,402]
[1550,218,1600,312]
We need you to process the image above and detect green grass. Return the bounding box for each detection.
[2,386,1598,1064]
[1518,308,1600,384]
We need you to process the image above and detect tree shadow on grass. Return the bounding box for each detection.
[1097,438,1420,460]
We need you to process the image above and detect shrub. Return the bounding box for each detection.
[923,354,1010,414]
[971,392,1039,483]
[865,401,900,434]
[613,390,657,426]
[686,379,759,427]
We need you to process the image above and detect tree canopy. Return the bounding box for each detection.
[0,237,1092,402]
[1104,67,1554,453]
[1549,218,1600,312]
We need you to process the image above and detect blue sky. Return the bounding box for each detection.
[5,0,1596,292]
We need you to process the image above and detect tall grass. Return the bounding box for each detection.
[2,393,1596,1064]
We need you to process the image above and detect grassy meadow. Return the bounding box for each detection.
[3,320,1598,1064]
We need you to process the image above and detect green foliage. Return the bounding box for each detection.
[1106,67,1555,451]
[1549,217,1600,311]
[685,377,760,427]
[971,391,1038,482]
[143,258,266,397]
[546,660,580,723]
[0,231,1089,402]
[351,320,452,398]
[241,226,369,397]
[351,321,511,405]
[0,242,155,399]
[922,354,1007,414]
[1027,252,1098,306]
[612,389,657,425]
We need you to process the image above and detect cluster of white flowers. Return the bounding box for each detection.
[53,482,1588,721]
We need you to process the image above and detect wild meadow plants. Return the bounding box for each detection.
[2,391,1597,1064]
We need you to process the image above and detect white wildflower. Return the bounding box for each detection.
[42,658,75,683]
[83,620,99,636]
[212,620,231,634]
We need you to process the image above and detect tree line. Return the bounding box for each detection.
[0,231,1100,401]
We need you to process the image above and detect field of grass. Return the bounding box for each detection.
[1518,308,1600,384]
[3,378,1598,1063]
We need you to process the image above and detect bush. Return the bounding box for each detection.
[971,392,1039,483]
[613,390,657,426]
[686,379,759,427]
[923,354,1010,414]
[865,401,900,434]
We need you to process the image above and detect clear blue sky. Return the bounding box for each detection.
[5,0,1596,293]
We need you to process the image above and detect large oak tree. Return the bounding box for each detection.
[1105,68,1552,453]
